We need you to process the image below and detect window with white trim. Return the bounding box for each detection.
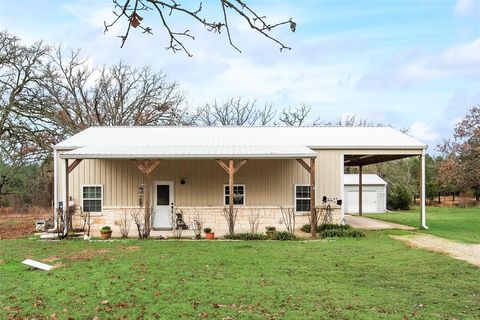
[82,185,102,212]
[224,185,245,206]
[295,185,310,212]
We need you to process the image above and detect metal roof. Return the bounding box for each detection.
[61,145,317,159]
[344,174,387,185]
[55,126,426,159]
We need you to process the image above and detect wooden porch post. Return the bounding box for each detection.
[310,158,316,239]
[62,158,83,237]
[359,165,363,216]
[130,160,161,237]
[229,160,234,222]
[215,159,247,235]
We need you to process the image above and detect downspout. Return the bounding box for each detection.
[421,148,428,229]
[339,154,345,224]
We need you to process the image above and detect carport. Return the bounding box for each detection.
[343,150,428,229]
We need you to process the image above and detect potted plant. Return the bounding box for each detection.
[265,226,276,239]
[100,226,112,239]
[204,227,215,240]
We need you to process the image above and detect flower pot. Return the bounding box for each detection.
[205,232,215,240]
[100,232,112,239]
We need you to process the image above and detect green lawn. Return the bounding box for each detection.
[365,207,480,243]
[1,233,479,319]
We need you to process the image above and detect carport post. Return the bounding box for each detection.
[420,149,428,229]
[358,165,363,216]
[63,159,69,237]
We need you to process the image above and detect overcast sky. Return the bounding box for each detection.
[1,0,479,152]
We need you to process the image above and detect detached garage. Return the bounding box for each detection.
[344,174,387,214]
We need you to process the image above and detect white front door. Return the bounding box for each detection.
[152,181,174,229]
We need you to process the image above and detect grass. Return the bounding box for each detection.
[1,233,480,319]
[365,207,480,243]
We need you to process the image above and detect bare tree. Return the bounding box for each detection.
[115,210,131,238]
[195,97,276,126]
[0,31,54,162]
[191,210,203,239]
[248,208,261,233]
[278,103,311,126]
[131,208,147,238]
[104,0,296,56]
[329,115,381,127]
[39,47,189,138]
[279,206,295,235]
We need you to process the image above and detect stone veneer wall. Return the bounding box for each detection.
[71,206,341,238]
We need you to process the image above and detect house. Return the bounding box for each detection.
[53,126,428,237]
[344,174,387,214]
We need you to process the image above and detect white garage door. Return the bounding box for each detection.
[346,189,378,213]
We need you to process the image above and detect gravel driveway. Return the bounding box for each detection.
[390,234,480,267]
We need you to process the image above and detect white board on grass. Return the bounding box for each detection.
[22,259,53,271]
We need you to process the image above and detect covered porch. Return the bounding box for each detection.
[55,145,322,237]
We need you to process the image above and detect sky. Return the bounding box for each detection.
[0,0,479,153]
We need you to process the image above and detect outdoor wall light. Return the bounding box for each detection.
[180,178,186,185]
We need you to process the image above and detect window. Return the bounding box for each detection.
[224,185,245,206]
[295,185,310,212]
[82,185,102,212]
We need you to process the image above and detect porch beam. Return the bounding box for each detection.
[296,159,311,173]
[233,159,248,174]
[309,158,316,238]
[67,159,83,174]
[131,159,161,175]
[216,160,230,174]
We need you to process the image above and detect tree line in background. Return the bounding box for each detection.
[1,31,479,210]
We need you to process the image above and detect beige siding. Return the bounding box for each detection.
[56,148,421,210]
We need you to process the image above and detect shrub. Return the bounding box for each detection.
[318,223,352,232]
[348,229,366,238]
[301,223,352,233]
[301,224,311,233]
[203,227,212,233]
[321,228,349,238]
[299,223,365,238]
[387,184,411,210]
[265,226,276,232]
[318,224,365,238]
[223,233,267,240]
[273,231,296,241]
